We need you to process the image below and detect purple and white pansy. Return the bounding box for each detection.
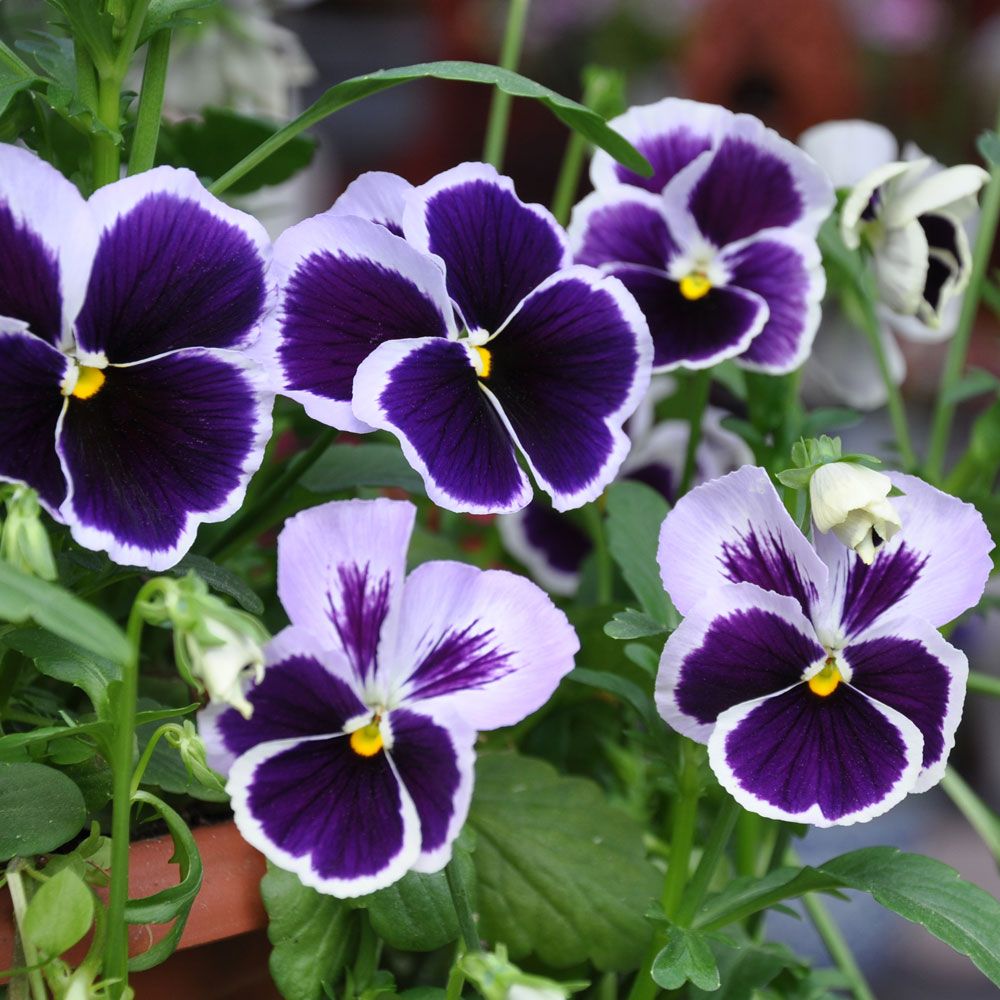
[201,497,578,896]
[569,98,834,373]
[0,143,273,570]
[655,465,992,826]
[272,162,653,514]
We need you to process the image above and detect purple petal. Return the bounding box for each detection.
[0,144,92,348]
[569,188,680,271]
[487,267,653,510]
[722,231,825,374]
[353,337,531,514]
[590,98,732,194]
[384,561,579,730]
[228,733,421,896]
[76,167,270,363]
[57,348,271,570]
[656,582,825,743]
[496,501,592,597]
[403,162,570,333]
[327,171,413,235]
[277,498,415,680]
[274,213,455,432]
[815,473,993,635]
[0,328,69,513]
[709,684,923,826]
[389,708,475,873]
[607,264,767,370]
[843,618,967,792]
[659,465,828,618]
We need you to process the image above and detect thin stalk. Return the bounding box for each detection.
[674,796,739,926]
[551,131,586,226]
[926,104,1000,481]
[445,955,467,1000]
[583,502,612,604]
[482,0,530,170]
[6,861,47,1000]
[446,857,480,954]
[968,670,1000,698]
[940,767,1000,863]
[734,810,763,877]
[801,891,876,1000]
[128,30,171,175]
[128,722,173,796]
[680,371,711,495]
[92,69,122,188]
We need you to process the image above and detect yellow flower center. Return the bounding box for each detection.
[679,272,712,301]
[808,659,843,698]
[472,345,492,379]
[349,719,384,757]
[69,366,106,400]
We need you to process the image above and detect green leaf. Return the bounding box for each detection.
[0,562,130,664]
[604,481,674,626]
[567,667,662,734]
[651,927,721,991]
[301,442,425,495]
[978,130,1000,168]
[690,940,802,1000]
[0,762,87,860]
[261,862,358,1000]
[135,713,228,803]
[0,60,39,119]
[4,628,121,717]
[210,61,650,196]
[45,0,116,73]
[170,553,265,615]
[22,867,94,957]
[140,0,217,43]
[941,367,1000,406]
[798,407,862,438]
[468,752,658,970]
[604,608,669,640]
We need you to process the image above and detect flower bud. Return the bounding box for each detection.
[809,462,902,564]
[1,486,57,580]
[179,616,265,719]
[461,947,585,1000]
[165,720,227,793]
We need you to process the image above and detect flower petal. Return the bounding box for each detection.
[327,171,413,235]
[277,498,415,681]
[402,162,570,333]
[606,265,767,371]
[76,167,270,362]
[723,230,825,374]
[389,708,475,873]
[0,327,69,513]
[843,617,967,792]
[814,473,993,635]
[658,465,828,617]
[872,218,928,316]
[228,734,421,896]
[57,348,271,569]
[274,213,455,432]
[886,164,990,228]
[709,684,923,826]
[353,337,531,514]
[656,582,825,743]
[384,561,578,730]
[798,120,898,190]
[0,144,92,348]
[487,267,653,509]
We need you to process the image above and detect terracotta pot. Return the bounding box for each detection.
[1,820,279,999]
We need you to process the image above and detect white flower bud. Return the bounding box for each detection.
[809,462,902,564]
[184,618,264,719]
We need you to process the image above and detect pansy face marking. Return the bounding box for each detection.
[272,163,653,514]
[655,465,992,826]
[569,97,834,374]
[200,498,579,896]
[0,144,274,570]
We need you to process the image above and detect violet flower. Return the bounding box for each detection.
[655,465,992,825]
[201,498,578,895]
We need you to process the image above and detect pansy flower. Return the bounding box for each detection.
[569,98,833,373]
[272,162,653,513]
[201,498,578,895]
[655,465,992,826]
[0,144,273,569]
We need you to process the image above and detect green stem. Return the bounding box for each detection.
[680,371,711,495]
[446,857,480,954]
[444,956,467,1000]
[734,810,763,877]
[482,0,530,170]
[206,427,336,560]
[127,30,171,175]
[674,795,739,927]
[801,891,876,1000]
[6,861,47,1000]
[968,670,1000,698]
[925,105,1000,481]
[129,722,174,797]
[92,69,122,188]
[583,502,612,604]
[940,767,1000,863]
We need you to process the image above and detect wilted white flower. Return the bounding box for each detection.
[182,617,265,719]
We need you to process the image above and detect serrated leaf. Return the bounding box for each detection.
[651,927,720,991]
[23,867,94,957]
[0,60,39,118]
[0,562,129,664]
[210,61,650,196]
[301,442,425,495]
[468,752,657,970]
[170,553,264,615]
[262,863,357,1000]
[0,762,87,860]
[605,481,674,626]
[604,608,669,640]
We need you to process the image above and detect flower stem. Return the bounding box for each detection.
[583,501,613,604]
[674,794,739,926]
[446,856,480,954]
[551,131,586,226]
[925,109,1000,481]
[940,767,1000,863]
[6,861,47,1000]
[801,890,876,1000]
[91,66,121,188]
[968,670,1000,698]
[127,30,171,176]
[482,0,531,170]
[680,370,711,495]
[444,957,467,1000]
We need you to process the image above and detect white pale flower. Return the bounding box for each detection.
[809,461,902,565]
[185,618,265,719]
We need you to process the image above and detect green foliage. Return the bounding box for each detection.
[170,553,265,615]
[604,608,669,640]
[22,867,95,957]
[140,0,218,44]
[651,927,720,991]
[0,762,87,860]
[468,752,658,970]
[301,443,425,495]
